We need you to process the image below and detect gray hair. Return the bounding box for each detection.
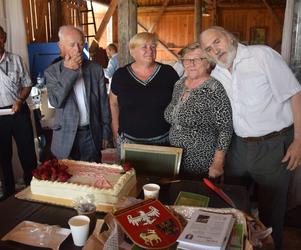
[200,26,238,47]
[58,25,85,42]
[179,42,202,58]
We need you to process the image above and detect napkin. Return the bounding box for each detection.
[1,220,71,250]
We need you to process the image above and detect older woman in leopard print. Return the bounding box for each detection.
[164,42,233,179]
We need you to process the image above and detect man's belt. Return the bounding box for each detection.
[77,125,90,131]
[0,105,13,109]
[239,125,293,142]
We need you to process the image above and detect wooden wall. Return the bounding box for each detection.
[22,0,285,63]
[138,5,285,62]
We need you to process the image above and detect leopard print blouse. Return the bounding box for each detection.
[164,76,233,178]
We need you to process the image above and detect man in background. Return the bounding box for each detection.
[0,26,37,199]
[200,26,301,250]
[104,43,119,93]
[45,25,111,162]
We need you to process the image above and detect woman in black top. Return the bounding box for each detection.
[110,32,179,154]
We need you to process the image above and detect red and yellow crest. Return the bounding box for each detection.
[114,199,182,249]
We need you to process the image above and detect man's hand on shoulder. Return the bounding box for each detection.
[282,138,301,170]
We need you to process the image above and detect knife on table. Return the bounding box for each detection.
[203,178,237,208]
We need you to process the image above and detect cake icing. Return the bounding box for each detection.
[30,160,136,205]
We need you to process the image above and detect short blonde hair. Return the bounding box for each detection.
[129,32,158,51]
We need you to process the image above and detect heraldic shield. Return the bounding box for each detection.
[114,199,182,249]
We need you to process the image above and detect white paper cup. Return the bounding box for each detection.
[68,215,90,247]
[143,183,160,200]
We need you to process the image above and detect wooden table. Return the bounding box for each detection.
[0,178,249,249]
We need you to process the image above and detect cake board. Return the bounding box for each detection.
[15,185,139,213]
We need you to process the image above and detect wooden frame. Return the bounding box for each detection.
[250,27,267,45]
[121,143,183,177]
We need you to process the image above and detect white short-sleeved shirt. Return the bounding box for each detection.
[0,52,32,107]
[211,44,301,137]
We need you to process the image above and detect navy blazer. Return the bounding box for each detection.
[45,59,111,159]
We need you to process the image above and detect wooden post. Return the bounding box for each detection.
[118,0,137,67]
[212,0,217,25]
[194,0,201,42]
[49,0,61,41]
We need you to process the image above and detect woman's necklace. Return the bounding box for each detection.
[184,87,191,93]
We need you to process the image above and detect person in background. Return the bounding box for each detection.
[45,25,111,162]
[165,42,233,179]
[110,32,179,155]
[173,48,185,79]
[104,43,119,93]
[0,26,37,199]
[200,26,301,250]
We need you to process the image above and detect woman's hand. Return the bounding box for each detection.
[208,162,224,178]
[208,150,225,178]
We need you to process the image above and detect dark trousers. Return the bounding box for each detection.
[69,127,101,163]
[225,130,293,250]
[0,103,37,197]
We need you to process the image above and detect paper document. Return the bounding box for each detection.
[0,109,14,116]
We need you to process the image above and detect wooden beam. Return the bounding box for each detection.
[261,0,283,30]
[138,3,285,12]
[212,0,217,25]
[194,0,201,42]
[118,0,137,66]
[148,0,170,33]
[89,0,118,53]
[50,0,61,41]
[138,22,178,60]
[138,5,194,13]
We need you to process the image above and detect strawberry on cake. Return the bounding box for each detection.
[30,159,137,205]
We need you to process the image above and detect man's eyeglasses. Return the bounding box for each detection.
[181,57,207,65]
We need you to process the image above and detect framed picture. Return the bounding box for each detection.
[121,143,183,177]
[250,27,267,45]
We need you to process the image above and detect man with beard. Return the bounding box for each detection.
[200,26,301,250]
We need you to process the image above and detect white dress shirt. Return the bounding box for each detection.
[211,43,301,137]
[73,71,89,126]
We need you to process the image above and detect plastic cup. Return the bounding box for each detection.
[68,215,90,247]
[143,183,160,200]
[76,204,96,235]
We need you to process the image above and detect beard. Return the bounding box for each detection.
[215,44,237,69]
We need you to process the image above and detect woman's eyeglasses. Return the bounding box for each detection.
[181,57,207,65]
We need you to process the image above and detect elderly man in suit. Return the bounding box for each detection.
[45,25,111,162]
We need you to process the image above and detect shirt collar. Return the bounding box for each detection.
[234,43,252,63]
[0,51,6,64]
[214,43,252,73]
